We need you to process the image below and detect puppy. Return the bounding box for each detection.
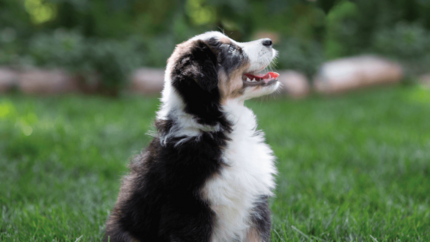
[105,31,279,242]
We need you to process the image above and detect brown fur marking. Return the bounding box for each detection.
[218,62,250,103]
[218,37,232,44]
[245,227,263,242]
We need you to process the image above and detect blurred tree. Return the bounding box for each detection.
[324,0,359,59]
[317,0,341,13]
[24,0,56,24]
[0,0,32,34]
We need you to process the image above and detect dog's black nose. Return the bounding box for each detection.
[262,39,273,47]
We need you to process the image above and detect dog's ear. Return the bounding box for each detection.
[171,40,227,126]
[172,40,219,93]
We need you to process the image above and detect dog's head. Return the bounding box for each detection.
[159,31,279,127]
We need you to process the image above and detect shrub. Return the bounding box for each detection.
[27,30,86,68]
[275,38,325,78]
[85,38,144,95]
[25,30,144,95]
[0,28,25,66]
[372,22,430,75]
[372,22,430,60]
[323,1,360,59]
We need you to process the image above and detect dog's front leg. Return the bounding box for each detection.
[159,198,215,242]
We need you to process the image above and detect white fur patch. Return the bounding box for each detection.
[203,99,277,242]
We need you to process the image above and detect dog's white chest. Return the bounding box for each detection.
[203,103,277,242]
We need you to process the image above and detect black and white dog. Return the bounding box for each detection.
[105,31,280,242]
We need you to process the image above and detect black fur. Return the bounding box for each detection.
[250,196,272,241]
[171,40,229,128]
[104,128,231,242]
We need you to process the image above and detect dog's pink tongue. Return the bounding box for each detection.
[256,72,280,83]
[267,72,279,79]
[245,72,280,80]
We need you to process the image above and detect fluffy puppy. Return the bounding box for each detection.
[104,31,280,242]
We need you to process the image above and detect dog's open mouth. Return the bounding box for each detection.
[242,72,280,86]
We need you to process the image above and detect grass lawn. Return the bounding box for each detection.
[1,86,429,241]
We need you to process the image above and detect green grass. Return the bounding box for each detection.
[1,86,429,241]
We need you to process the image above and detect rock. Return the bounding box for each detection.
[0,68,19,92]
[314,56,403,94]
[130,68,164,95]
[277,71,310,98]
[18,69,78,94]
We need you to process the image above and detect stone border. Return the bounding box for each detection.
[0,67,311,97]
[0,56,409,97]
[314,56,403,94]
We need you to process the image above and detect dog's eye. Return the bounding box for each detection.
[228,45,237,54]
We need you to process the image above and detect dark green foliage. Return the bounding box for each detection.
[323,1,430,59]
[373,23,430,60]
[3,0,430,89]
[22,30,144,95]
[276,38,325,77]
[1,86,429,241]
[323,1,360,59]
[26,30,86,68]
[372,23,430,75]
[83,38,144,95]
